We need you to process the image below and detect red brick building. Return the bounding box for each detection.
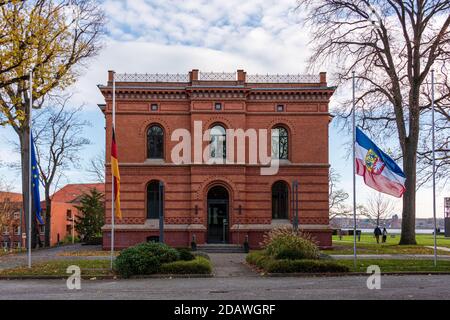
[98,69,335,249]
[1,192,24,249]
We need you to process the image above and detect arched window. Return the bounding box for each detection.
[210,125,226,159]
[272,181,289,219]
[147,181,162,219]
[272,126,289,160]
[147,125,164,159]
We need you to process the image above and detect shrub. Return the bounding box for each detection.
[262,227,320,260]
[246,251,269,269]
[264,259,350,274]
[160,257,212,274]
[114,242,179,278]
[193,251,211,261]
[176,248,195,261]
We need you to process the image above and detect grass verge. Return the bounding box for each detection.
[326,234,450,255]
[58,251,119,257]
[336,259,450,273]
[0,260,112,277]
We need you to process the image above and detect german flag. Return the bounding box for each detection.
[111,127,122,219]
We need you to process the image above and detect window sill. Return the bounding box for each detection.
[271,159,291,165]
[145,159,166,164]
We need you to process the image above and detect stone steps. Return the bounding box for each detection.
[197,244,246,253]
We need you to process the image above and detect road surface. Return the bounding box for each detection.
[0,275,449,300]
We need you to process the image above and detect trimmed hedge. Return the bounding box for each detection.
[264,259,350,274]
[193,251,211,261]
[246,251,349,274]
[246,251,268,269]
[160,257,212,275]
[176,248,196,261]
[114,242,179,278]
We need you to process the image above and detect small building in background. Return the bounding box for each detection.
[42,183,105,246]
[0,192,25,250]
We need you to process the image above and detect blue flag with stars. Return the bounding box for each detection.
[31,133,44,225]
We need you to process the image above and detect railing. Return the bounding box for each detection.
[199,72,237,81]
[246,74,320,83]
[115,73,190,83]
[113,72,320,83]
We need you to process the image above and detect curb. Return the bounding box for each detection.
[264,271,450,277]
[0,273,213,281]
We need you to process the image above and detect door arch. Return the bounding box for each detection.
[207,186,229,244]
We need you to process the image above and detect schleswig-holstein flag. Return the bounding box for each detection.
[111,128,122,219]
[355,128,406,198]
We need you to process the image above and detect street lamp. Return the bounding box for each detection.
[292,180,299,232]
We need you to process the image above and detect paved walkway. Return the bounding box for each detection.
[208,253,257,277]
[0,244,105,270]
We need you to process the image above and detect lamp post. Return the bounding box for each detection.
[159,181,165,243]
[292,180,299,232]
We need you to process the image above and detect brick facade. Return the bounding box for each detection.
[98,69,335,249]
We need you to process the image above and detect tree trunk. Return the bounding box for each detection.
[44,192,51,247]
[400,140,418,245]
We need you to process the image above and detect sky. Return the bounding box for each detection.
[0,0,448,218]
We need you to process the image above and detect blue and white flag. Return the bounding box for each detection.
[355,128,406,198]
[31,133,44,224]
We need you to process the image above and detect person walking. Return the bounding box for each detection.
[374,226,382,244]
[382,227,388,243]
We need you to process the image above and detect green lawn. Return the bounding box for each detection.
[324,234,450,255]
[336,259,450,273]
[0,260,112,277]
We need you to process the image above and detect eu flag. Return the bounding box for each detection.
[31,133,44,225]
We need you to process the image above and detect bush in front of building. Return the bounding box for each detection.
[160,256,212,275]
[264,259,350,274]
[246,251,268,269]
[246,251,349,274]
[247,228,349,274]
[193,251,211,261]
[262,227,321,260]
[114,242,180,278]
[176,248,196,261]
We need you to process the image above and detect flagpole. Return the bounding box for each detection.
[111,72,116,270]
[28,70,33,269]
[431,69,437,267]
[352,71,357,269]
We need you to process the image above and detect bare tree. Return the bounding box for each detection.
[86,150,105,183]
[329,168,351,221]
[31,96,91,247]
[361,193,396,227]
[298,0,450,244]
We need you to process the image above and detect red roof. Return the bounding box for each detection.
[0,192,22,203]
[51,183,105,203]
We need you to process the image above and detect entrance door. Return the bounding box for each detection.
[207,186,229,244]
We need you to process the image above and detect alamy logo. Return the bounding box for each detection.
[66,265,81,290]
[366,265,381,290]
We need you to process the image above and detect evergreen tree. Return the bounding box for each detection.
[75,188,104,243]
